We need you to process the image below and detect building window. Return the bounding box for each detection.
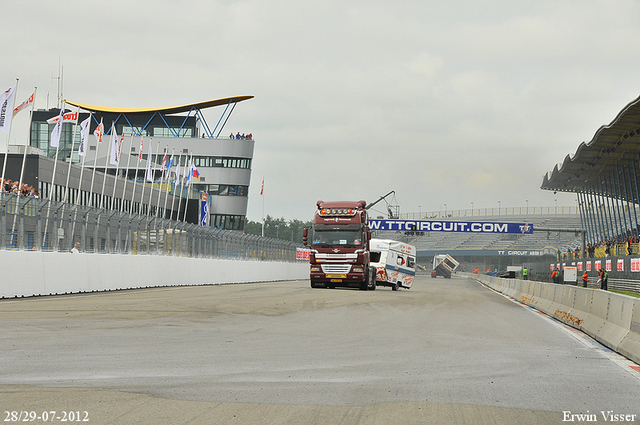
[192,156,251,169]
[211,214,245,231]
[207,185,248,197]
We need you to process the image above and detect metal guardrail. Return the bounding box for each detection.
[0,193,301,262]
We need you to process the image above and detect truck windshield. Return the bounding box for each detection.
[312,230,363,247]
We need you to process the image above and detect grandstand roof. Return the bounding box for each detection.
[63,95,254,115]
[541,94,640,197]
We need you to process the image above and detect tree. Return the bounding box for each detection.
[245,215,312,243]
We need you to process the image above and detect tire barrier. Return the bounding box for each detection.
[469,273,640,365]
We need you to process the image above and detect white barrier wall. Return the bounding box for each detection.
[470,273,640,366]
[1,251,309,298]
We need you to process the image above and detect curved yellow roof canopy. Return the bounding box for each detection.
[63,95,254,114]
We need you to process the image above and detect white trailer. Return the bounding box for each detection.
[370,238,416,291]
[431,254,459,278]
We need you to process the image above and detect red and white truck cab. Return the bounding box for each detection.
[303,200,376,290]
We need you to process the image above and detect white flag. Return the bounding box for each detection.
[13,92,34,117]
[109,127,120,165]
[174,158,181,183]
[93,118,104,143]
[50,107,65,147]
[46,111,78,124]
[138,137,144,161]
[145,144,154,182]
[0,86,16,133]
[78,116,90,157]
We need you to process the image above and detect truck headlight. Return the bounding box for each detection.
[310,266,321,272]
[352,267,364,273]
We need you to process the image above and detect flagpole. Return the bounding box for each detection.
[17,87,37,199]
[169,151,182,221]
[146,139,160,216]
[88,117,103,208]
[162,147,174,219]
[109,128,124,211]
[182,152,193,223]
[261,176,265,237]
[75,113,92,205]
[75,113,91,204]
[42,101,66,250]
[71,112,92,242]
[54,106,79,249]
[1,78,19,192]
[154,145,167,218]
[61,107,79,204]
[141,139,152,215]
[11,86,36,244]
[120,133,134,213]
[133,137,145,215]
[176,153,189,222]
[99,121,114,210]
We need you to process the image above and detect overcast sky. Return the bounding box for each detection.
[3,0,640,222]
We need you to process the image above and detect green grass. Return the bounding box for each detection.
[611,290,640,298]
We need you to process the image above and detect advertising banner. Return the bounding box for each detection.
[296,247,310,260]
[369,219,533,234]
[199,193,209,227]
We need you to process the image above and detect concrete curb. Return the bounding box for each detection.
[467,273,640,365]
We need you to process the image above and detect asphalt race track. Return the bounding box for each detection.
[1,275,639,424]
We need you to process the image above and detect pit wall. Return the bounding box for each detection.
[468,273,640,365]
[1,251,309,299]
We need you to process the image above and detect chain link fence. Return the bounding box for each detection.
[1,193,301,262]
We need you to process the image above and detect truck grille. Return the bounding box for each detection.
[321,264,352,274]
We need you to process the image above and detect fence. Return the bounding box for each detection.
[0,193,300,262]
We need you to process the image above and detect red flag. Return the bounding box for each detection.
[138,137,144,161]
[260,178,264,195]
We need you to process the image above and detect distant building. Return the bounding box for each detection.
[12,96,254,230]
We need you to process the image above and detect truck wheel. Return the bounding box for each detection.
[360,267,372,291]
[392,282,399,291]
[369,267,376,291]
[310,281,321,288]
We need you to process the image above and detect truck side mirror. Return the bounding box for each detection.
[302,228,308,245]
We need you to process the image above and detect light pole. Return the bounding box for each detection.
[526,199,528,214]
[471,201,473,216]
[419,205,421,219]
[444,203,447,217]
[498,200,500,213]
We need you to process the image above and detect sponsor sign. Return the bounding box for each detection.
[296,247,310,260]
[631,258,640,272]
[46,111,78,124]
[199,192,209,227]
[369,219,533,234]
[617,258,624,272]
